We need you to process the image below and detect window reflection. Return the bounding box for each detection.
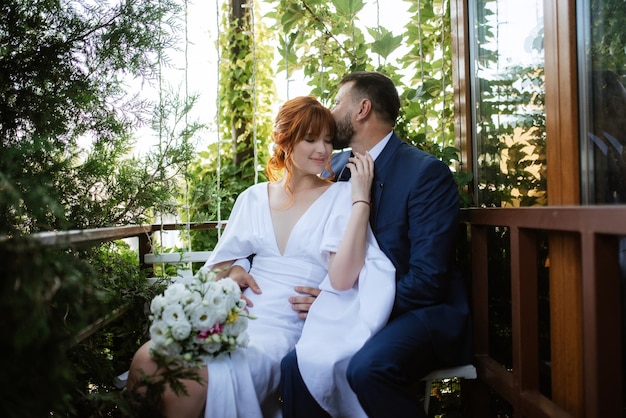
[588,70,626,203]
[580,0,626,205]
[470,0,546,208]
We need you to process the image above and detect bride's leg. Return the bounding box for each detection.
[127,341,208,418]
[161,365,208,418]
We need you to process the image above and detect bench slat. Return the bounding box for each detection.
[144,251,212,264]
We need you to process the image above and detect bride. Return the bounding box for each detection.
[126,95,395,418]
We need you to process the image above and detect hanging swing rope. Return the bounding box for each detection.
[144,0,193,276]
[417,0,428,136]
[155,0,167,274]
[439,1,447,149]
[183,0,192,254]
[215,0,226,237]
[145,0,262,274]
[375,0,381,69]
[320,34,325,101]
[207,0,260,233]
[144,0,214,275]
[284,33,291,100]
[242,0,259,184]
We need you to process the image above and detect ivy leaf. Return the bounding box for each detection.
[412,78,442,101]
[368,27,402,60]
[332,0,366,19]
[280,3,306,33]
[441,146,460,164]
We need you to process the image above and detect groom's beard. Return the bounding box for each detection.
[333,113,354,150]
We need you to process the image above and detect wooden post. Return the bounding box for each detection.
[544,0,583,415]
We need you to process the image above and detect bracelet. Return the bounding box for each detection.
[352,200,372,207]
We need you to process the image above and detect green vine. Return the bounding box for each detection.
[266,0,471,205]
[186,0,274,253]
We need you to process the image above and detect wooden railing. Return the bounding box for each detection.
[29,221,223,269]
[22,207,626,416]
[26,222,223,344]
[463,206,625,417]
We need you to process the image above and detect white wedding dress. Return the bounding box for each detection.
[202,181,395,418]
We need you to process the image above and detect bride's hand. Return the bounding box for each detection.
[347,151,374,204]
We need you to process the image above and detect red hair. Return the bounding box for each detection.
[266,96,336,196]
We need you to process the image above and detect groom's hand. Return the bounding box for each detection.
[289,286,321,319]
[226,265,261,307]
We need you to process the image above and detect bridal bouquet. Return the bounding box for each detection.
[148,266,251,367]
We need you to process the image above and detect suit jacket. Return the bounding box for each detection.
[327,133,472,364]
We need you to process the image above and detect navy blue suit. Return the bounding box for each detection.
[281,133,472,417]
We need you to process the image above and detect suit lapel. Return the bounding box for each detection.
[371,133,403,226]
[324,150,352,180]
[326,137,402,226]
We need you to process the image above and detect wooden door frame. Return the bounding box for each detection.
[451,0,585,415]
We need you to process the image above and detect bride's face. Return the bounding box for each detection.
[290,130,333,177]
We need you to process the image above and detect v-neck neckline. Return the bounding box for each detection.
[266,183,334,256]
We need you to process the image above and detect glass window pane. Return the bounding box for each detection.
[579,0,626,205]
[470,0,546,207]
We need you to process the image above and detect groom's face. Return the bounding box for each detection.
[331,82,356,150]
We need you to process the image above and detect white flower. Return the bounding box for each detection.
[162,304,187,327]
[190,304,218,330]
[148,267,253,367]
[184,290,202,307]
[163,283,190,304]
[150,320,170,345]
[196,266,217,282]
[219,277,240,295]
[220,278,243,304]
[150,294,167,314]
[170,321,192,341]
[206,293,226,321]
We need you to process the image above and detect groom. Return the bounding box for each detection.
[279,71,473,418]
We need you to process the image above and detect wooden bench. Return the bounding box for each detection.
[143,250,213,283]
[143,251,213,265]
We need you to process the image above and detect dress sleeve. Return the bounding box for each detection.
[318,185,351,265]
[203,187,258,268]
[296,188,396,417]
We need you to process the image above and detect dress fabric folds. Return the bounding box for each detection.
[202,181,395,418]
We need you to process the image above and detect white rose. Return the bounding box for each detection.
[149,320,170,346]
[196,266,217,283]
[220,281,242,308]
[219,278,241,299]
[170,320,192,341]
[184,289,202,307]
[150,294,167,315]
[162,304,187,327]
[163,282,190,304]
[206,291,227,321]
[190,304,217,330]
